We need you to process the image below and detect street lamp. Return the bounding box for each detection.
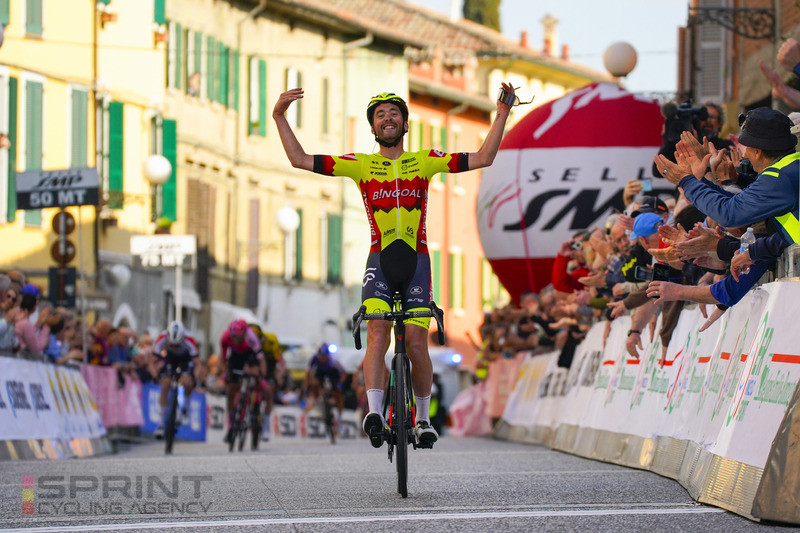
[143,154,172,226]
[276,205,300,281]
[603,42,637,78]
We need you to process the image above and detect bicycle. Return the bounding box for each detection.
[163,364,183,455]
[229,369,263,452]
[352,292,445,498]
[321,376,338,444]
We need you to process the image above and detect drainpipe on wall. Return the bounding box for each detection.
[230,0,268,304]
[340,33,373,343]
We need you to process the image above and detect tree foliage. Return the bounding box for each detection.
[462,0,501,32]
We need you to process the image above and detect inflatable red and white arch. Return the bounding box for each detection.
[477,82,665,302]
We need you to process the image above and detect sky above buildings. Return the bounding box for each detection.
[415,0,689,96]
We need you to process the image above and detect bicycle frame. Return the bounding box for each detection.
[229,369,263,452]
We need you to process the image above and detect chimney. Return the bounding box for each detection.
[449,0,461,21]
[520,30,528,48]
[561,44,569,61]
[432,46,444,83]
[540,14,559,57]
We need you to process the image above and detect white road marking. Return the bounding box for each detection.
[3,506,725,532]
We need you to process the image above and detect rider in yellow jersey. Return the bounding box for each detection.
[273,83,517,448]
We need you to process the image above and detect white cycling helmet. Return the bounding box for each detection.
[166,320,185,345]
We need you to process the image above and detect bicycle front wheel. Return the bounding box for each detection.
[393,355,409,498]
[164,387,179,455]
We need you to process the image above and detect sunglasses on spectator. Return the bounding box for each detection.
[497,87,535,107]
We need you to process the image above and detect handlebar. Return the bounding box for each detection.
[351,301,445,350]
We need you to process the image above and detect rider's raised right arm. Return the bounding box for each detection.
[273,89,314,171]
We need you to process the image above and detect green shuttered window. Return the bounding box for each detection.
[71,89,88,167]
[161,119,177,221]
[327,213,342,284]
[6,76,17,221]
[24,80,42,226]
[26,0,42,35]
[108,101,124,209]
[294,209,303,280]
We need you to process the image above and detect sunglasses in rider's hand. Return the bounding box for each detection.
[497,87,535,107]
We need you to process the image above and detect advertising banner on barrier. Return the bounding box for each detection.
[80,364,144,427]
[0,357,105,441]
[205,396,363,444]
[270,405,361,441]
[42,363,106,440]
[140,383,206,441]
[500,280,800,471]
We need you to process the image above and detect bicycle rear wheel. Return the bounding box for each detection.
[229,393,245,452]
[393,354,409,498]
[164,387,178,455]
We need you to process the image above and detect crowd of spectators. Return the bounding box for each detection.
[472,37,800,370]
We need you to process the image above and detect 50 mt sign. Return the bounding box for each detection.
[15,167,100,209]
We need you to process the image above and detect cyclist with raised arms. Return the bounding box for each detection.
[220,318,266,444]
[153,321,198,437]
[273,83,516,448]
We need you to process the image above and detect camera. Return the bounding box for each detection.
[569,241,583,251]
[661,99,709,143]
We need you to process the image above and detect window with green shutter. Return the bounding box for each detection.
[107,101,124,209]
[417,122,424,151]
[174,24,185,91]
[161,119,177,221]
[284,68,302,128]
[327,213,341,284]
[439,126,448,182]
[206,36,217,102]
[71,89,88,167]
[26,0,42,35]
[6,76,17,222]
[231,49,239,111]
[0,0,10,26]
[249,57,267,135]
[24,80,43,226]
[449,252,464,309]
[432,249,441,303]
[153,0,165,25]
[294,209,303,280]
[192,31,202,94]
[217,42,228,107]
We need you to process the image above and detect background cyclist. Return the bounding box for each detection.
[153,321,198,438]
[273,83,516,449]
[248,324,285,441]
[305,343,345,413]
[220,318,265,443]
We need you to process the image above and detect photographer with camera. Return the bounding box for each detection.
[652,99,733,179]
[551,233,592,295]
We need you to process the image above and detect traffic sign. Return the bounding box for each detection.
[52,211,76,235]
[131,235,197,268]
[50,239,76,264]
[15,167,100,209]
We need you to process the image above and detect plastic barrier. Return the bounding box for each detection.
[80,365,144,428]
[495,280,800,524]
[140,383,207,441]
[0,357,108,460]
[205,393,363,443]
